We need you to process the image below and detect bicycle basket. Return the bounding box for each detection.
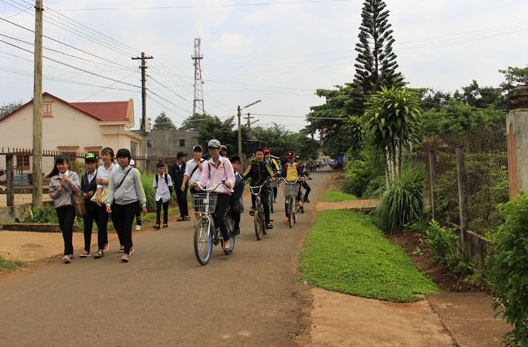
[283,182,300,197]
[192,193,218,213]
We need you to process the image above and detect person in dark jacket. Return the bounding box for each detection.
[79,152,99,258]
[229,155,245,235]
[243,148,275,229]
[171,151,190,221]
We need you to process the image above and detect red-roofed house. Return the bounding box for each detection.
[0,92,144,173]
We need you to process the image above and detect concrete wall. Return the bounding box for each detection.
[146,129,199,168]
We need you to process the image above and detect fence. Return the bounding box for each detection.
[422,124,508,262]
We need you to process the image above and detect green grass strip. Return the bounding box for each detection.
[299,210,438,302]
[321,190,358,202]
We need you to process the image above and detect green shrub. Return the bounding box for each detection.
[487,192,528,346]
[375,164,425,234]
[24,205,58,223]
[423,220,461,269]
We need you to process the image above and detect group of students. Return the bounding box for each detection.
[48,147,146,264]
[48,140,312,263]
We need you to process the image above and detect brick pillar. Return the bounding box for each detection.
[506,86,528,199]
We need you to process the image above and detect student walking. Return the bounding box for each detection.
[93,147,115,259]
[79,152,99,258]
[106,149,147,263]
[130,159,142,231]
[47,155,81,264]
[229,155,245,235]
[170,151,190,221]
[153,161,173,229]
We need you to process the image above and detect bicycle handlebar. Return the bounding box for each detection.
[194,180,229,192]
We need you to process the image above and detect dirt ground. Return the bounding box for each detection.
[0,170,509,346]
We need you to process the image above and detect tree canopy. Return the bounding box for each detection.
[353,0,405,98]
[153,111,176,130]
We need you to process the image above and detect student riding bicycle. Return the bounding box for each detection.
[264,148,281,202]
[243,148,275,230]
[195,139,236,252]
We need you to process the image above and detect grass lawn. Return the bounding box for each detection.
[299,209,438,302]
[321,190,358,202]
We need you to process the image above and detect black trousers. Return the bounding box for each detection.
[156,198,169,225]
[56,205,76,255]
[82,200,100,252]
[110,202,136,255]
[176,185,189,217]
[214,194,231,241]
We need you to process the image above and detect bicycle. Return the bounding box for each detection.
[281,177,302,228]
[247,181,270,241]
[192,182,236,265]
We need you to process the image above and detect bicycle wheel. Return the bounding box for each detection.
[254,208,264,240]
[288,197,294,228]
[259,206,267,235]
[194,217,213,265]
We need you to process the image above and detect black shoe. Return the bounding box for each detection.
[304,198,310,203]
[232,227,240,236]
[266,222,273,229]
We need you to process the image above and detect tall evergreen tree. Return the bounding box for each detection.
[353,0,404,98]
[153,111,176,129]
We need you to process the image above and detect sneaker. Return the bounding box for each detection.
[121,254,129,263]
[162,224,168,228]
[136,224,142,231]
[129,247,135,256]
[79,250,91,258]
[62,254,72,264]
[304,198,310,203]
[93,249,104,259]
[266,222,273,229]
[103,243,109,252]
[232,227,240,236]
[154,224,160,230]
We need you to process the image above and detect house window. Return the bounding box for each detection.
[179,139,185,147]
[147,139,152,148]
[43,101,53,117]
[16,155,30,170]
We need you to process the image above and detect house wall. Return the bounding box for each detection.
[0,95,144,174]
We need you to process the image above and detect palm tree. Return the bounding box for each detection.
[365,86,422,185]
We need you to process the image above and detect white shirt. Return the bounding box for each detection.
[184,158,203,185]
[96,163,115,189]
[153,173,173,203]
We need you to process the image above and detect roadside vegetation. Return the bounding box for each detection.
[320,190,357,202]
[0,255,25,275]
[299,209,438,303]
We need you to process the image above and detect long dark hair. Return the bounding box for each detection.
[47,155,69,178]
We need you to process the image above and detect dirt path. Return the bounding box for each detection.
[0,169,507,346]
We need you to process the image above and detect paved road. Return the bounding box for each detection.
[0,170,327,347]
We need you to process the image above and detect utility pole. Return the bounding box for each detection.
[132,52,153,136]
[192,38,205,116]
[245,112,254,129]
[32,0,43,208]
[237,99,261,158]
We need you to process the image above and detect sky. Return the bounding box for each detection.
[1,0,527,133]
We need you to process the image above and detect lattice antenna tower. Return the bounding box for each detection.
[192,38,205,116]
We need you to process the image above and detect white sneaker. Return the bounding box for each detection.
[135,225,142,231]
